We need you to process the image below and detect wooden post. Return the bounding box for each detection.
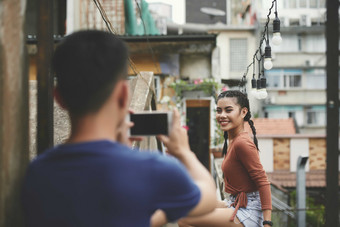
[325,0,339,226]
[129,72,160,151]
[37,0,54,154]
[0,0,29,226]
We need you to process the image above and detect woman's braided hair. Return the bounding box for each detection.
[217,90,259,156]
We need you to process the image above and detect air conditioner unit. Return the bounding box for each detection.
[299,15,311,27]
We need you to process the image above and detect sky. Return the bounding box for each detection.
[145,0,185,24]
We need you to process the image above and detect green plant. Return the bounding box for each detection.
[289,190,325,227]
[169,78,221,102]
[213,118,225,147]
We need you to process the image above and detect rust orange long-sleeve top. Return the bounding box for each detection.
[221,132,272,220]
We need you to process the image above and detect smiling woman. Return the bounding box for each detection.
[178,90,273,227]
[216,90,258,156]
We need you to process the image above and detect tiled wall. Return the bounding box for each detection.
[273,138,290,171]
[260,137,329,172]
[309,138,326,170]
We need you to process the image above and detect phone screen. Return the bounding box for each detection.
[130,113,169,136]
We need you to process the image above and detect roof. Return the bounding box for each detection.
[267,170,340,188]
[120,34,217,42]
[26,34,217,45]
[244,118,296,136]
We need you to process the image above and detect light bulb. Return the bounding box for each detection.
[264,58,273,70]
[272,33,282,46]
[250,88,257,97]
[256,91,263,100]
[258,89,268,99]
[250,78,257,97]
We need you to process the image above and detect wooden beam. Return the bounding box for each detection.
[37,0,54,154]
[325,0,339,226]
[0,0,29,226]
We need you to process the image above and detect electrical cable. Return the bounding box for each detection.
[240,0,276,88]
[93,0,157,99]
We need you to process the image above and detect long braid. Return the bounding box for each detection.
[222,131,228,156]
[248,119,259,150]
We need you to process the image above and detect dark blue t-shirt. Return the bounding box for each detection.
[22,140,200,227]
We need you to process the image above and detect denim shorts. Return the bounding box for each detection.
[224,191,264,227]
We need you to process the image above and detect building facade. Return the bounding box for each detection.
[254,0,338,134]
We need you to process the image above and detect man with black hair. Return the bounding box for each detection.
[22,30,216,227]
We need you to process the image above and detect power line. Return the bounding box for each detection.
[92,0,157,99]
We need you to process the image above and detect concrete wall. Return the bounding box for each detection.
[273,53,326,68]
[259,139,274,172]
[216,30,256,80]
[267,89,326,106]
[29,81,71,159]
[180,53,211,79]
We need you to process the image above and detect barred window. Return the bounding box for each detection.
[306,109,325,126]
[230,39,248,72]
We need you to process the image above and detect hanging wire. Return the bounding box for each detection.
[252,56,256,79]
[134,0,162,75]
[92,0,140,76]
[93,0,157,98]
[239,0,276,89]
[92,0,117,34]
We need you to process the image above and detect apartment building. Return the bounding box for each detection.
[254,0,336,134]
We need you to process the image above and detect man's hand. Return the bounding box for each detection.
[157,109,191,159]
[116,110,142,147]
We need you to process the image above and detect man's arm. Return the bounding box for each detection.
[157,109,216,217]
[150,210,167,227]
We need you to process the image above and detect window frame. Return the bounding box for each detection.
[229,38,248,72]
[306,108,326,126]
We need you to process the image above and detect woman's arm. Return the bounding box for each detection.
[263,209,272,226]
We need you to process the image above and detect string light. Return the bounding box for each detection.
[251,58,257,97]
[258,80,268,99]
[264,40,273,70]
[258,58,268,99]
[272,1,282,46]
[239,0,281,100]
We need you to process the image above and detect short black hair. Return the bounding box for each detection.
[52,30,128,117]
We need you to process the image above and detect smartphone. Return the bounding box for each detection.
[127,111,173,136]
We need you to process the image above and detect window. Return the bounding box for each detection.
[319,0,326,7]
[306,69,326,89]
[310,0,318,8]
[298,35,303,51]
[288,112,295,118]
[306,107,326,126]
[154,75,161,101]
[267,69,302,89]
[264,106,304,126]
[286,0,325,9]
[230,39,247,72]
[306,111,316,124]
[284,74,302,88]
[305,35,326,52]
[299,0,307,8]
[267,74,281,88]
[288,0,297,8]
